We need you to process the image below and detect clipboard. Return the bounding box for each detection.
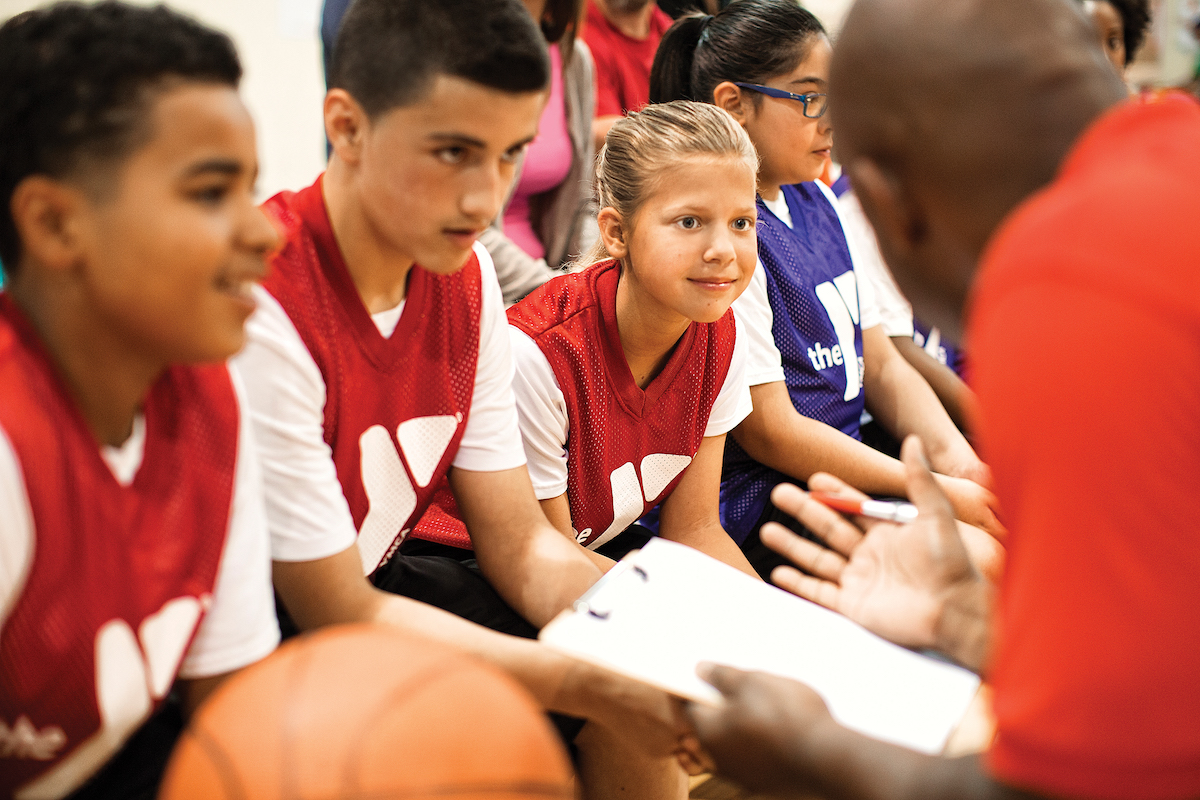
[540,538,981,755]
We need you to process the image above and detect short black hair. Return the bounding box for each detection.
[1106,0,1152,63]
[650,0,826,105]
[0,1,241,272]
[329,0,550,119]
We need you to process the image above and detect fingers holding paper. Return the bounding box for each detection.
[684,664,834,797]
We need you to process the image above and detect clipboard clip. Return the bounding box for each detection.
[572,563,649,620]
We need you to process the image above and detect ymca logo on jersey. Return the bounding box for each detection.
[574,454,694,550]
[9,595,209,799]
[810,270,866,401]
[356,414,463,574]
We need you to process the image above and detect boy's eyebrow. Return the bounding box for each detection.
[182,158,245,178]
[426,132,539,151]
[790,77,827,88]
[426,132,488,148]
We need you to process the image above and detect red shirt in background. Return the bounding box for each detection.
[971,93,1200,799]
[583,0,673,118]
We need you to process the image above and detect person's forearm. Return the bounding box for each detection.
[369,590,572,706]
[890,336,973,432]
[733,405,909,497]
[369,589,638,725]
[663,521,760,579]
[789,724,1022,800]
[450,467,603,628]
[475,523,602,628]
[863,342,976,478]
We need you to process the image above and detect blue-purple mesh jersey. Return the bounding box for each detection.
[913,319,965,377]
[720,182,866,543]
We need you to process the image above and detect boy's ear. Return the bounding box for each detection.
[596,207,628,260]
[712,81,750,126]
[324,89,368,165]
[9,176,91,274]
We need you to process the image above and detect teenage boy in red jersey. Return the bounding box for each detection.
[231,1,682,797]
[0,4,280,798]
[676,0,1200,798]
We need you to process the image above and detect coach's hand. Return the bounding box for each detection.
[764,437,993,672]
[683,664,836,796]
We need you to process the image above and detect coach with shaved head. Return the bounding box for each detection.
[679,0,1200,798]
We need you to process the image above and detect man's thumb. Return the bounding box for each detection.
[901,436,953,517]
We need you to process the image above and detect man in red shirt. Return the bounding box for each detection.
[674,0,1200,798]
[583,0,673,148]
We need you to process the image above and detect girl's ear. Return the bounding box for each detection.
[596,207,629,260]
[712,81,750,126]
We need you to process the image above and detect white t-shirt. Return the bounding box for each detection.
[0,372,280,680]
[509,317,753,501]
[837,192,915,338]
[735,183,883,388]
[231,241,526,563]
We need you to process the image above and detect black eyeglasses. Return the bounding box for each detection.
[733,82,828,119]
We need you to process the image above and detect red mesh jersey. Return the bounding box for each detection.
[510,260,736,548]
[0,297,236,798]
[260,176,481,574]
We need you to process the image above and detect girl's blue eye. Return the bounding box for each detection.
[679,217,699,229]
[732,218,753,231]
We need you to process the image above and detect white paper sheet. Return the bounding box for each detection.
[540,538,981,754]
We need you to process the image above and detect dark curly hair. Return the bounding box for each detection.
[328,0,549,119]
[1106,0,1152,63]
[0,2,241,271]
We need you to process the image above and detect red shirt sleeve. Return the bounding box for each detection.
[972,220,1200,798]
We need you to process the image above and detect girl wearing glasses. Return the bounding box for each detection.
[650,0,1001,578]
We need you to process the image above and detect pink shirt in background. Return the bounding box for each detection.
[503,44,574,260]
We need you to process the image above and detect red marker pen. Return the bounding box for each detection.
[810,492,919,524]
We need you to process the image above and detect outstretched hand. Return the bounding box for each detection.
[763,437,991,669]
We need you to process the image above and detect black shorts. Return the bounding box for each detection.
[65,699,184,800]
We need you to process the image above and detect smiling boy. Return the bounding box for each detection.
[231,1,682,797]
[0,4,279,797]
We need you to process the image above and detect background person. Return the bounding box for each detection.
[480,0,600,305]
[584,0,673,150]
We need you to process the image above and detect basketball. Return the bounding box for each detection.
[158,624,575,800]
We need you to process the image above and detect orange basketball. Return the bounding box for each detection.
[159,623,574,800]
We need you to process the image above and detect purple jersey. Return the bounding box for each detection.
[721,182,866,542]
[912,319,965,377]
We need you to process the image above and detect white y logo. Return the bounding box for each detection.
[813,270,865,401]
[357,415,461,574]
[15,596,207,800]
[581,454,693,550]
